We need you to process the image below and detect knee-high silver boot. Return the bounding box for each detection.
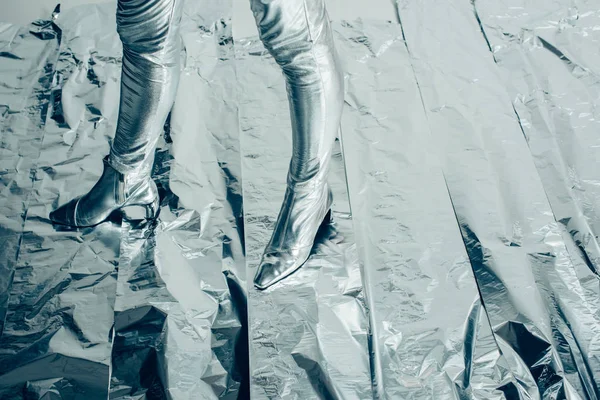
[49,0,183,227]
[250,0,344,289]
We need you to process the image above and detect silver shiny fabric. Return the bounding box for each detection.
[110,0,183,178]
[476,0,600,281]
[0,8,121,398]
[473,0,600,394]
[250,0,344,289]
[0,19,60,335]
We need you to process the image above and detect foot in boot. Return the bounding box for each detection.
[49,158,159,228]
[254,182,333,290]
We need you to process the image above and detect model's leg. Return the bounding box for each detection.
[250,0,344,289]
[50,0,183,227]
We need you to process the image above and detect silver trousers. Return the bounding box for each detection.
[109,0,343,187]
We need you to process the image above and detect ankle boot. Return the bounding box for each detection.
[254,174,336,289]
[250,0,344,289]
[254,174,334,289]
[49,158,159,228]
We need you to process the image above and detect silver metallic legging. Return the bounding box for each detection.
[109,0,183,178]
[110,0,343,186]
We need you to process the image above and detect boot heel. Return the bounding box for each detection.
[122,197,159,221]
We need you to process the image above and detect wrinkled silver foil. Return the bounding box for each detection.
[1,0,599,399]
[335,19,518,400]
[473,0,600,394]
[395,0,600,398]
[0,6,120,399]
[1,1,247,398]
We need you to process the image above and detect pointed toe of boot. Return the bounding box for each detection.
[254,257,283,290]
[253,249,311,290]
[49,198,80,227]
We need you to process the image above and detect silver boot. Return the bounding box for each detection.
[254,176,334,290]
[50,0,182,228]
[250,0,344,289]
[49,158,159,228]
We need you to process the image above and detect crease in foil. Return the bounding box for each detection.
[395,0,600,398]
[234,36,372,399]
[1,1,247,398]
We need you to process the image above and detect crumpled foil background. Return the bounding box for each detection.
[0,0,598,399]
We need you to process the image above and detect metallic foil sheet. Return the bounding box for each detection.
[335,19,518,399]
[1,1,247,398]
[0,6,120,399]
[475,1,600,376]
[0,18,61,335]
[396,0,600,398]
[472,1,600,284]
[473,0,600,387]
[234,36,372,398]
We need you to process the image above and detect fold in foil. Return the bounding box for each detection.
[1,0,599,398]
